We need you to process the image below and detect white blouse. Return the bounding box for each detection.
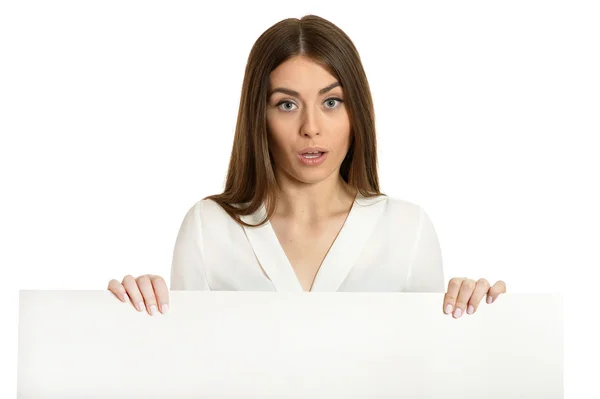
[169,193,445,293]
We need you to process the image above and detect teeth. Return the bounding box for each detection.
[302,152,321,158]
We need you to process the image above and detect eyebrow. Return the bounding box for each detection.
[268,81,342,98]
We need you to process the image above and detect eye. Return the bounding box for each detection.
[275,97,344,112]
[276,101,298,112]
[324,97,343,109]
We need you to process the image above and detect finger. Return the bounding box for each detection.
[122,275,145,312]
[443,277,464,315]
[107,279,129,303]
[487,280,507,304]
[453,279,476,318]
[467,278,491,314]
[150,275,169,314]
[136,274,159,316]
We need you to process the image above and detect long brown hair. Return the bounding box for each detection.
[204,14,383,227]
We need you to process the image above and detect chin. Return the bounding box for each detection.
[292,168,337,185]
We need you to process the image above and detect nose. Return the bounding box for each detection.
[300,104,320,137]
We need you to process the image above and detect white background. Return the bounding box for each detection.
[1,0,598,397]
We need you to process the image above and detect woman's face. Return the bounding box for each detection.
[266,55,351,186]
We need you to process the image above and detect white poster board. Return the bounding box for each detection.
[18,291,562,398]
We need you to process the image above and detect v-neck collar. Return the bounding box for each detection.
[240,192,388,292]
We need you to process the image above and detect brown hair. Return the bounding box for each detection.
[204,14,383,227]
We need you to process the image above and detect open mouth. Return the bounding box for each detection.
[297,151,329,165]
[300,151,325,159]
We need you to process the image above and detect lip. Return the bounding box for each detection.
[298,146,329,155]
[297,151,328,166]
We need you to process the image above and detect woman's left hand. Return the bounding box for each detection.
[443,278,506,318]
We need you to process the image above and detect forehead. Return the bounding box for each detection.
[268,56,338,90]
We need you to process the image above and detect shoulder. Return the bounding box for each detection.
[175,199,241,244]
[383,195,422,212]
[188,194,429,227]
[362,194,424,218]
[177,199,226,228]
[367,194,436,236]
[186,198,251,228]
[186,198,235,221]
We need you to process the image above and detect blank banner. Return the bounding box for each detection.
[17,290,562,398]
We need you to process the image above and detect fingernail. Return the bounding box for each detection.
[138,302,145,312]
[453,308,462,318]
[467,305,474,314]
[150,305,158,316]
[161,304,169,314]
[445,304,453,314]
[123,293,129,303]
[487,295,492,304]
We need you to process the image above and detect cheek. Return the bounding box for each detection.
[334,123,352,151]
[266,118,282,149]
[266,133,290,165]
[334,113,352,142]
[267,117,298,153]
[267,129,284,151]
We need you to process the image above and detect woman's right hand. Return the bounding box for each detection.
[107,274,169,316]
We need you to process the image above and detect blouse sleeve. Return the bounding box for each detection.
[404,206,446,293]
[169,200,211,290]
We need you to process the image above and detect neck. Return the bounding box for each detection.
[270,172,357,222]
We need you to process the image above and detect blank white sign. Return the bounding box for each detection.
[18,291,562,398]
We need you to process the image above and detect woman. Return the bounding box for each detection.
[107,14,506,319]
